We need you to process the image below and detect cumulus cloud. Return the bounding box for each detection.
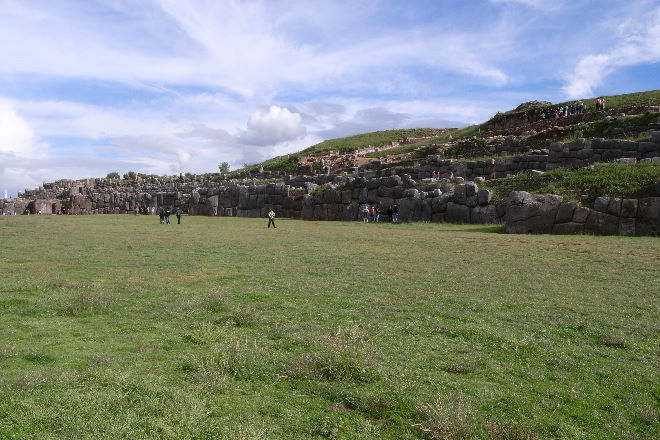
[240,105,306,145]
[0,99,43,157]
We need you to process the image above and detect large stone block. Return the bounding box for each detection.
[431,195,449,213]
[446,202,470,224]
[477,189,492,206]
[552,222,584,235]
[635,197,659,236]
[555,201,577,223]
[453,184,467,204]
[470,205,500,224]
[584,210,619,235]
[606,198,621,216]
[593,197,610,213]
[618,217,635,236]
[505,191,563,234]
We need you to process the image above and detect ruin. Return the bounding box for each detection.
[2,111,659,237]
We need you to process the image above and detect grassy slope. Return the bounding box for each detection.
[481,162,660,202]
[0,215,658,439]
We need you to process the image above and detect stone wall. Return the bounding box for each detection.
[300,177,503,224]
[418,131,660,180]
[506,192,658,236]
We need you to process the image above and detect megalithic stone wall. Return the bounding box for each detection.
[505,191,659,236]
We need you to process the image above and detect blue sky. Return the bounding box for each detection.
[1,0,659,197]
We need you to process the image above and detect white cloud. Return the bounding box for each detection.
[0,99,43,157]
[562,5,660,98]
[240,105,306,145]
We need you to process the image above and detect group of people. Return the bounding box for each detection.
[157,207,182,224]
[541,100,587,119]
[362,204,399,223]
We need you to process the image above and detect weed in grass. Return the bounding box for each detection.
[312,414,345,439]
[210,338,278,381]
[0,343,17,362]
[287,327,380,382]
[205,290,229,313]
[231,306,260,327]
[485,421,541,440]
[441,360,477,374]
[182,322,218,345]
[23,352,55,364]
[599,333,627,348]
[64,291,114,316]
[418,394,479,440]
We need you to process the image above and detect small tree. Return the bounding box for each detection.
[106,172,120,180]
[123,171,137,181]
[219,162,230,173]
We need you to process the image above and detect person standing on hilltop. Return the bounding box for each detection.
[267,208,276,228]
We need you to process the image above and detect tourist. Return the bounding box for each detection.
[374,206,380,222]
[267,208,276,228]
[176,208,182,224]
[391,204,399,223]
[158,207,165,224]
[362,205,369,222]
[165,207,171,224]
[369,205,375,222]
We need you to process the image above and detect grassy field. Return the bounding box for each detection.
[0,215,658,439]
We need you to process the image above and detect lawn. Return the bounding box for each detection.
[0,215,658,439]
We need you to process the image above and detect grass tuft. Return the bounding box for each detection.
[418,394,479,440]
[441,360,477,374]
[287,328,380,382]
[485,421,541,440]
[599,333,627,348]
[23,352,55,364]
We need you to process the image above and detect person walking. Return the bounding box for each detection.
[267,208,276,228]
[158,207,165,224]
[165,207,171,224]
[175,208,182,224]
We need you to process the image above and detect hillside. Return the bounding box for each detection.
[232,90,659,181]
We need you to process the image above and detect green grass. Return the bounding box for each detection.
[481,162,660,203]
[0,215,658,439]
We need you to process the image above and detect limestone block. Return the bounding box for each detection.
[454,184,467,204]
[477,189,492,206]
[593,197,610,213]
[431,195,449,213]
[635,197,659,236]
[465,182,478,197]
[552,222,584,235]
[573,206,590,223]
[584,211,619,235]
[421,199,433,221]
[606,198,621,216]
[618,217,636,236]
[400,197,423,221]
[470,205,499,224]
[505,191,562,234]
[465,195,478,208]
[403,188,419,198]
[555,201,577,224]
[446,202,470,224]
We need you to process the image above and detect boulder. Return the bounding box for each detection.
[446,202,470,224]
[635,197,659,236]
[584,210,619,235]
[505,191,563,234]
